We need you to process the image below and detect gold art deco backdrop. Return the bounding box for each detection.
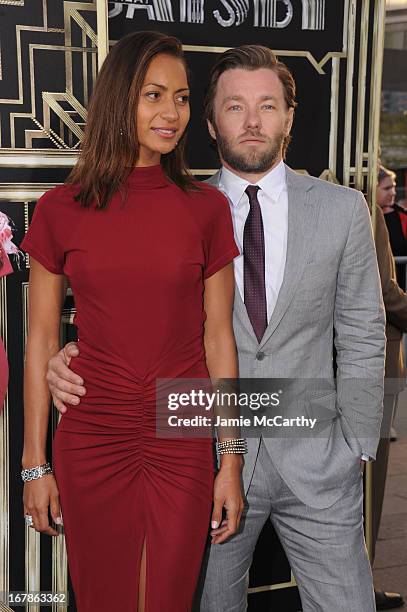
[0,1,385,610]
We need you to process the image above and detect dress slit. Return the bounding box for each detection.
[138,536,147,612]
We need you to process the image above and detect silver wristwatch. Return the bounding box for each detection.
[21,462,53,482]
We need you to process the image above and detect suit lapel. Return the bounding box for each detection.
[234,287,258,338]
[258,166,320,348]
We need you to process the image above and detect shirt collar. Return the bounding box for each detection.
[219,160,287,207]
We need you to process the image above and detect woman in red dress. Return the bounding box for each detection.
[21,32,244,611]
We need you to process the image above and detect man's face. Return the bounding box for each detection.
[208,68,294,175]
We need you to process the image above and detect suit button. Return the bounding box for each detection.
[256,352,265,361]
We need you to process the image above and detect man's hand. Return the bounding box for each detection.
[46,342,86,413]
[210,456,244,545]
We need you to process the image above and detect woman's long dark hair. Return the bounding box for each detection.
[67,31,197,209]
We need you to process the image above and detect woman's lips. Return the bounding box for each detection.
[151,128,177,139]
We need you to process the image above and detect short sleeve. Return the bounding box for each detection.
[20,187,65,275]
[203,190,240,279]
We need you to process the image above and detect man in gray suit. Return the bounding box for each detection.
[47,46,385,611]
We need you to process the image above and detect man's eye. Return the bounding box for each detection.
[262,104,275,110]
[228,105,242,111]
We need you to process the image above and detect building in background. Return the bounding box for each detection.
[381,0,407,202]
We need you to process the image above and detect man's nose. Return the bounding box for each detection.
[244,108,261,130]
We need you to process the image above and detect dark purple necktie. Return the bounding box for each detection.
[243,185,267,343]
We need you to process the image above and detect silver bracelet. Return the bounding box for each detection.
[217,438,248,455]
[21,462,53,483]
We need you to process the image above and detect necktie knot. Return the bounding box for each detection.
[245,185,260,204]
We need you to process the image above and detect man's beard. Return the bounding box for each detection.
[214,126,284,174]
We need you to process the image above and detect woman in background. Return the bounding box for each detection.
[21,31,244,612]
[377,165,407,290]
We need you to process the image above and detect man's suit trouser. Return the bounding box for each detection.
[197,439,375,612]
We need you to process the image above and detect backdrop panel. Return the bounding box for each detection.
[0,1,385,610]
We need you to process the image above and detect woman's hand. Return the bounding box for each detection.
[23,474,62,537]
[210,455,244,544]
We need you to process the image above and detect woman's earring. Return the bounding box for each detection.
[120,128,126,136]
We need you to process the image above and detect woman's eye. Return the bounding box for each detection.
[146,91,160,100]
[177,95,190,105]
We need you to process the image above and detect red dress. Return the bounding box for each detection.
[21,165,239,612]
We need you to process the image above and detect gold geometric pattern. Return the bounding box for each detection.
[0,0,97,153]
[181,45,346,75]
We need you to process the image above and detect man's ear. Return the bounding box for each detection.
[285,107,294,136]
[207,119,217,141]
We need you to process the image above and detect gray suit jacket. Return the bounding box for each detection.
[207,165,385,509]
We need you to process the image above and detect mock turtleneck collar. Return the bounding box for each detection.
[125,165,168,189]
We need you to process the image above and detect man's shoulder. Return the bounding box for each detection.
[205,165,364,210]
[287,167,359,198]
[285,167,363,213]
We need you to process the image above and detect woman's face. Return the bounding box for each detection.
[136,53,190,166]
[377,175,396,208]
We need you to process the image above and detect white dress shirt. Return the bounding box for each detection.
[218,160,288,322]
